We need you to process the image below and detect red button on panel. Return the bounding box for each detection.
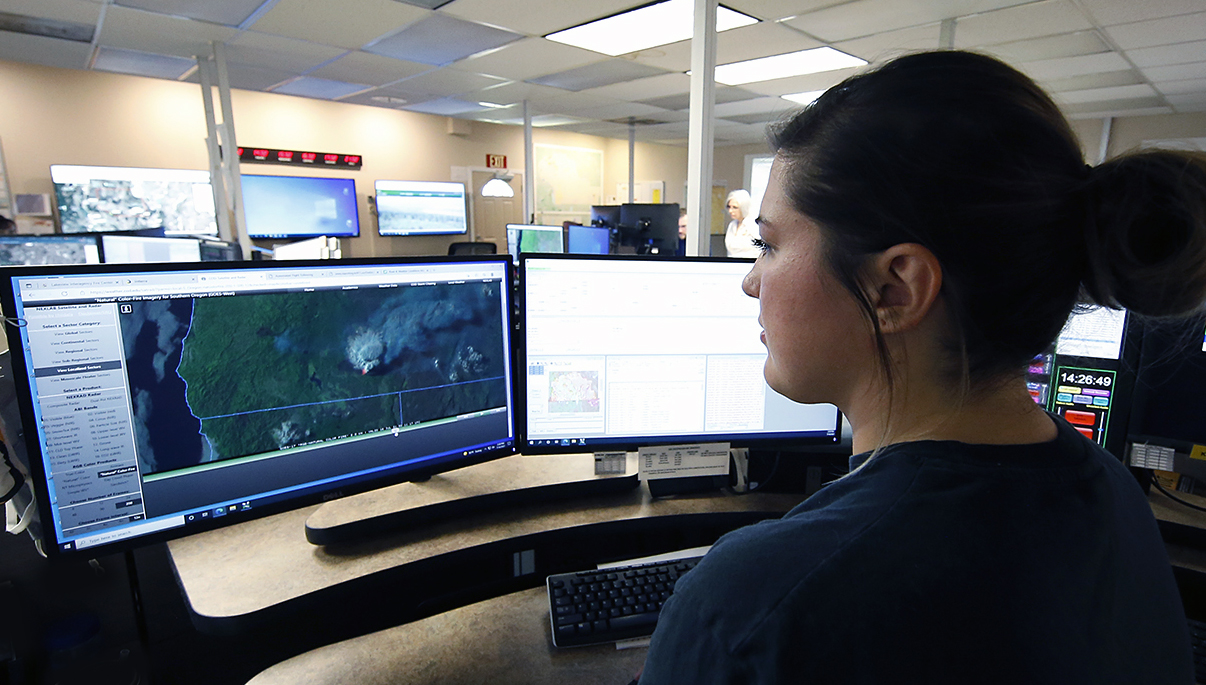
[1064,410,1096,427]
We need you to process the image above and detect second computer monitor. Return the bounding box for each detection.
[506,224,564,261]
[566,224,610,255]
[519,254,842,452]
[618,203,679,255]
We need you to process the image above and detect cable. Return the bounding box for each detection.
[1151,475,1206,513]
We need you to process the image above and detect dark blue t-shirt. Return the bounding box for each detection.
[641,416,1192,684]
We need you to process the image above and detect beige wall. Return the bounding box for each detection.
[0,59,690,257]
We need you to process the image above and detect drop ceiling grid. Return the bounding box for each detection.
[98,5,241,57]
[449,38,609,82]
[437,0,645,37]
[248,0,431,50]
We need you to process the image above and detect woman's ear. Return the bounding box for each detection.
[865,243,943,334]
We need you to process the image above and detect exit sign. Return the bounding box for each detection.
[486,154,507,169]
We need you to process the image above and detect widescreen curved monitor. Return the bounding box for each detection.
[0,256,516,557]
[519,254,842,453]
[241,174,360,239]
[375,180,468,236]
[51,164,218,236]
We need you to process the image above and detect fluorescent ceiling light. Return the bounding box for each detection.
[546,0,757,57]
[714,47,865,86]
[781,89,826,106]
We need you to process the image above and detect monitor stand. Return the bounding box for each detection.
[304,453,639,546]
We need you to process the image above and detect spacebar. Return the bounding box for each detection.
[609,612,660,631]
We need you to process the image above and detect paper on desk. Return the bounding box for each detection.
[638,443,730,481]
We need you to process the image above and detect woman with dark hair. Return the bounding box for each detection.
[638,50,1202,684]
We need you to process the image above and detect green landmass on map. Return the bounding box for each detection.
[176,281,507,462]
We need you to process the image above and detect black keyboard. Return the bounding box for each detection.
[547,556,703,647]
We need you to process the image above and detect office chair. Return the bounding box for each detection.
[448,242,497,255]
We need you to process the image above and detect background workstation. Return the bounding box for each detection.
[4,0,1206,683]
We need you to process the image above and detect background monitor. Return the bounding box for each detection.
[1025,306,1140,458]
[241,174,360,239]
[519,254,842,453]
[566,224,611,255]
[506,224,564,261]
[198,239,243,262]
[50,164,218,236]
[1126,319,1206,482]
[100,234,202,263]
[0,256,516,557]
[0,235,101,266]
[374,180,468,236]
[618,203,679,255]
[590,205,621,229]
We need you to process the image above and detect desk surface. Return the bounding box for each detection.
[167,454,806,623]
[247,586,646,685]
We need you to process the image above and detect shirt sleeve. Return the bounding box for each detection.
[639,591,750,685]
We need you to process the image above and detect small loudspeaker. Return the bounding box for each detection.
[14,194,51,216]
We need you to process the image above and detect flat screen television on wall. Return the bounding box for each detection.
[241,174,360,239]
[374,180,468,237]
[51,165,218,236]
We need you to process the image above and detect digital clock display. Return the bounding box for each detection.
[1052,365,1116,447]
[233,146,363,169]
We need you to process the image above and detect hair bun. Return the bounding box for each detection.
[1081,150,1206,318]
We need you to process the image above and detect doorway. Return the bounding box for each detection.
[471,171,524,251]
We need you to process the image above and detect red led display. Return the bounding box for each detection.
[235,146,362,169]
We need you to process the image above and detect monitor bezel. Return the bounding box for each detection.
[241,173,361,239]
[373,180,469,237]
[0,255,517,559]
[515,252,843,455]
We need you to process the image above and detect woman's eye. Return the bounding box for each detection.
[751,238,771,255]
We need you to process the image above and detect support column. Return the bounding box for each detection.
[523,100,535,224]
[939,18,956,49]
[196,53,231,242]
[212,42,252,259]
[685,0,718,257]
[1097,117,1113,165]
[628,119,636,204]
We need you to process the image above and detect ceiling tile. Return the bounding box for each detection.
[93,46,196,79]
[954,0,1093,47]
[438,0,641,37]
[1127,41,1206,69]
[225,31,347,72]
[114,0,264,27]
[1062,97,1169,115]
[1141,62,1206,83]
[1078,0,1204,27]
[640,109,691,122]
[978,30,1109,63]
[402,98,486,115]
[713,95,796,117]
[1154,78,1206,96]
[738,66,860,97]
[338,89,435,108]
[638,86,764,111]
[1039,69,1143,93]
[0,30,91,69]
[782,0,1033,42]
[1019,51,1130,81]
[722,0,853,22]
[366,13,523,66]
[572,102,668,120]
[98,6,239,57]
[451,38,606,81]
[623,21,823,74]
[832,23,942,62]
[1055,83,1157,104]
[1166,92,1206,111]
[528,59,667,91]
[579,73,693,102]
[1104,11,1206,50]
[470,80,570,104]
[391,67,507,96]
[721,110,789,125]
[273,76,371,99]
[250,0,430,50]
[535,91,623,113]
[182,62,299,90]
[4,0,102,25]
[309,51,432,86]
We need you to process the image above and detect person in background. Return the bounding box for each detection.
[677,208,688,256]
[638,50,1201,684]
[723,189,760,258]
[0,215,16,235]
